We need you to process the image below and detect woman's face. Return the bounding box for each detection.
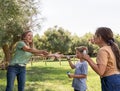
[24,32,33,43]
[93,35,101,45]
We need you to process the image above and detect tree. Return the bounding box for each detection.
[0,0,42,64]
[70,32,98,56]
[81,33,98,56]
[70,35,81,54]
[115,34,120,48]
[34,26,72,54]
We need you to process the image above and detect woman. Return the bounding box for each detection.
[6,31,48,91]
[83,27,120,91]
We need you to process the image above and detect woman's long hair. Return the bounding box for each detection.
[21,31,33,48]
[95,27,120,71]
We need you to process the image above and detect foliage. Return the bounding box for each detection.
[70,35,81,54]
[0,0,42,45]
[114,34,120,48]
[0,0,22,46]
[0,0,42,62]
[34,26,72,54]
[34,30,99,56]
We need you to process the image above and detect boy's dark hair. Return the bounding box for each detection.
[75,46,88,54]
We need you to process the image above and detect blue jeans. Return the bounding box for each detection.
[101,74,120,91]
[6,65,26,91]
[74,89,85,91]
[74,89,80,91]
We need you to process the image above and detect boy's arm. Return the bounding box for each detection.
[67,58,76,69]
[68,74,87,78]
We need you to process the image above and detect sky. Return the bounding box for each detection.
[39,0,120,36]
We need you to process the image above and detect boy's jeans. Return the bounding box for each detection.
[6,65,26,91]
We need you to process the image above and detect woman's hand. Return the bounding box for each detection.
[83,54,91,62]
[40,50,49,56]
[47,53,64,58]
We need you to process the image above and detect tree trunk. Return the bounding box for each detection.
[0,44,11,70]
[2,44,11,62]
[0,38,18,70]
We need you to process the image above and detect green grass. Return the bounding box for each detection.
[0,60,101,91]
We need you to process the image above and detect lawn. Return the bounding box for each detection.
[0,59,101,91]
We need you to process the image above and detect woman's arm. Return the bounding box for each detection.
[83,55,106,76]
[22,45,48,55]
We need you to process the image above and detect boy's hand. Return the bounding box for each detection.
[68,74,74,78]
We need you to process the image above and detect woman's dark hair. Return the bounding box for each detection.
[95,27,120,71]
[21,31,31,40]
[21,31,33,48]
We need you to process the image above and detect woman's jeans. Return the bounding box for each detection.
[101,74,120,91]
[6,65,26,91]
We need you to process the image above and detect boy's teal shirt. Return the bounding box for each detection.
[9,41,33,65]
